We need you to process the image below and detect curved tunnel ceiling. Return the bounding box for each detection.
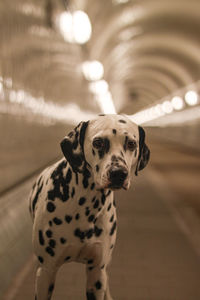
[87,0,200,113]
[0,0,200,119]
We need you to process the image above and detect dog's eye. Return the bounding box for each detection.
[127,140,137,151]
[93,138,104,149]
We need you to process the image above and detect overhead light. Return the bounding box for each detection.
[88,80,116,114]
[185,90,199,106]
[0,86,96,125]
[118,27,143,41]
[154,104,165,117]
[0,82,3,93]
[171,96,184,110]
[113,0,129,4]
[95,92,116,114]
[58,11,92,44]
[58,12,73,42]
[129,81,200,126]
[82,61,104,81]
[89,80,108,95]
[161,100,173,114]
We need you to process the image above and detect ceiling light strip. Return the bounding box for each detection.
[129,81,200,126]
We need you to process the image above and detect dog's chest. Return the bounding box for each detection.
[34,161,116,246]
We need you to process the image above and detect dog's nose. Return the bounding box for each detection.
[108,168,128,187]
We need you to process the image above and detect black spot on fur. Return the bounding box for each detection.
[107,203,112,211]
[119,119,126,123]
[65,215,72,223]
[90,182,95,190]
[101,193,106,205]
[104,138,110,153]
[49,239,56,248]
[123,136,128,151]
[87,259,93,264]
[32,182,43,212]
[87,290,96,300]
[97,138,110,159]
[93,199,99,209]
[60,237,66,244]
[79,197,86,205]
[88,266,94,271]
[110,221,117,236]
[99,114,105,116]
[88,214,95,222]
[46,230,52,238]
[61,185,69,202]
[95,281,102,290]
[38,256,44,263]
[46,202,56,213]
[38,230,45,245]
[112,129,117,134]
[94,226,103,237]
[75,213,80,220]
[53,217,62,225]
[71,187,75,198]
[75,172,79,185]
[95,165,99,172]
[66,168,72,184]
[49,221,52,227]
[45,246,55,256]
[47,160,69,202]
[85,207,90,216]
[86,228,94,239]
[74,228,85,241]
[92,149,95,156]
[48,284,54,293]
[106,190,111,197]
[110,214,114,222]
[82,166,91,188]
[65,256,71,261]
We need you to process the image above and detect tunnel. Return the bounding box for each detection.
[0,0,200,299]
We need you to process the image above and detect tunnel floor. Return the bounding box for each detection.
[3,139,200,300]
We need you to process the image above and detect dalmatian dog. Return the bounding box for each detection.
[29,114,150,300]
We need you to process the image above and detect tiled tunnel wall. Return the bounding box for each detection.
[0,115,70,297]
[148,122,200,152]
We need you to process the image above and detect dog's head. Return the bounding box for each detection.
[61,115,150,190]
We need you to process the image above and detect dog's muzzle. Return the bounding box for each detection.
[107,167,128,189]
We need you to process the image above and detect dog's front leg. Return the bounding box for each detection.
[86,266,108,300]
[35,266,57,300]
[104,276,113,300]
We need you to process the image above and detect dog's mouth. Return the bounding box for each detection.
[107,181,129,190]
[99,177,129,191]
[96,167,130,191]
[96,180,129,191]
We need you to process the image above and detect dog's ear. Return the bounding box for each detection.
[135,126,150,176]
[60,121,89,173]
